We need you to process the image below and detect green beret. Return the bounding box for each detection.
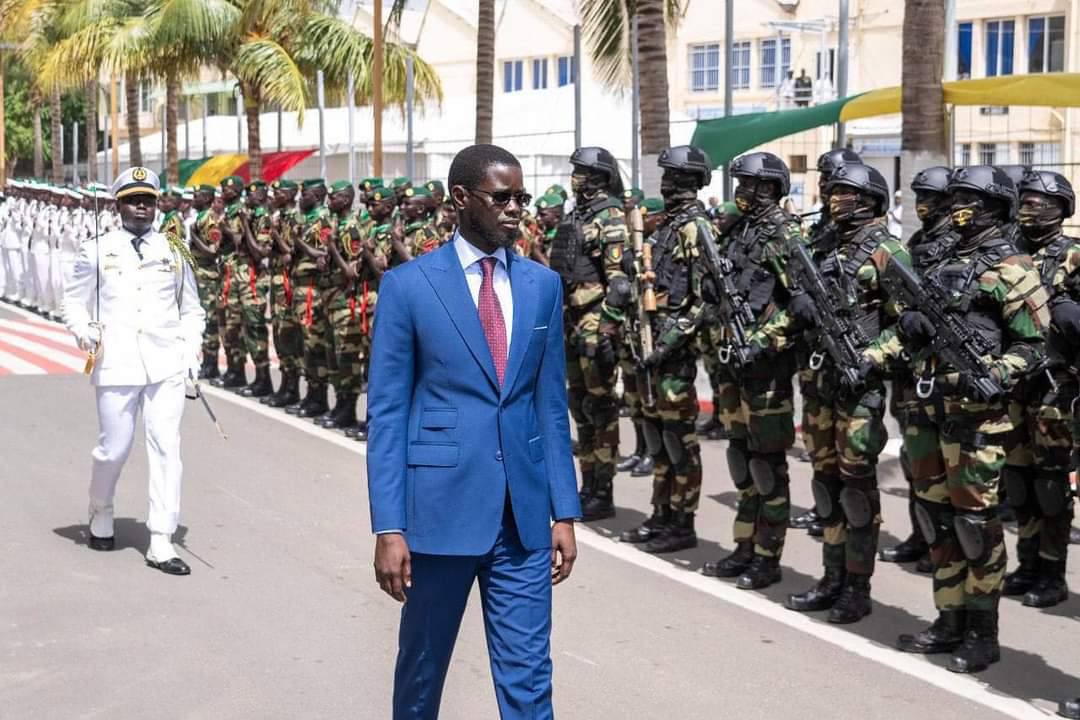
[404,186,431,199]
[545,184,568,201]
[246,180,267,193]
[391,177,412,189]
[425,180,445,194]
[221,175,244,189]
[721,201,741,216]
[535,193,564,210]
[623,188,645,204]
[360,177,384,191]
[369,187,393,202]
[329,179,352,193]
[197,184,216,193]
[640,198,665,215]
[273,179,298,191]
[302,178,326,190]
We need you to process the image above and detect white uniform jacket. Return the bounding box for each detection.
[63,227,205,387]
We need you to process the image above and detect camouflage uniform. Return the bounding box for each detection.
[405,217,442,258]
[269,200,303,382]
[218,197,248,378]
[292,202,334,401]
[237,202,272,375]
[191,207,222,367]
[326,208,369,399]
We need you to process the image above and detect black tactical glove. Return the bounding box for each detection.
[641,345,669,370]
[787,292,818,331]
[898,310,937,350]
[1051,299,1080,348]
[838,359,875,397]
[595,333,617,366]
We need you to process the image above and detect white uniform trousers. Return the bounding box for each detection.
[30,248,52,312]
[49,247,64,314]
[17,245,33,303]
[91,373,187,535]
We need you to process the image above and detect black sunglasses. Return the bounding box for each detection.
[468,188,531,208]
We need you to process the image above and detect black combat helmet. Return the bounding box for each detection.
[826,163,890,214]
[1019,169,1075,217]
[657,145,713,187]
[817,148,863,179]
[910,166,952,195]
[949,165,1018,217]
[729,151,791,196]
[996,165,1029,191]
[570,146,619,179]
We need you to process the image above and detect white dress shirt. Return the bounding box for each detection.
[453,230,514,352]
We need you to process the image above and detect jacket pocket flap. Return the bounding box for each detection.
[528,435,544,462]
[408,442,459,467]
[421,408,458,429]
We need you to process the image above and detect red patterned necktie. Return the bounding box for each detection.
[478,256,508,386]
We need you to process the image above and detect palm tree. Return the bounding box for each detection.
[475,0,494,144]
[125,70,142,166]
[30,87,43,177]
[901,0,946,235]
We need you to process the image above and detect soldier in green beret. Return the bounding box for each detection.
[533,192,564,264]
[622,187,645,215]
[212,175,250,390]
[229,179,274,398]
[189,183,223,379]
[545,183,568,203]
[401,186,442,257]
[263,179,305,408]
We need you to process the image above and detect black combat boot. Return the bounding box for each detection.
[916,555,934,574]
[631,454,655,477]
[828,573,872,624]
[879,533,930,564]
[695,412,719,437]
[785,568,846,612]
[581,473,616,521]
[643,511,697,553]
[345,420,369,441]
[947,610,1000,673]
[284,391,307,415]
[617,425,645,472]
[212,361,244,389]
[701,542,754,578]
[620,505,671,544]
[1023,560,1069,608]
[241,367,273,398]
[578,471,595,506]
[265,372,293,407]
[199,355,220,381]
[1002,557,1040,596]
[314,394,339,425]
[322,394,358,430]
[790,508,820,530]
[1059,696,1080,719]
[297,385,329,418]
[736,555,782,590]
[897,610,966,654]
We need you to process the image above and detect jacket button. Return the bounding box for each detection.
[495,451,503,462]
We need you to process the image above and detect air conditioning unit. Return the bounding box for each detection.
[776,0,799,11]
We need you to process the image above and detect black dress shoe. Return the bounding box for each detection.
[88,534,115,551]
[1059,696,1080,719]
[146,557,191,576]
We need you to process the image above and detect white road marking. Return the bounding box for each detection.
[0,331,84,371]
[0,349,46,375]
[0,318,78,345]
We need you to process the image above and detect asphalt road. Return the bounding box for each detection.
[1,317,1078,718]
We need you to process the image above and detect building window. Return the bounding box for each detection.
[985,20,1015,77]
[957,144,971,165]
[532,58,548,89]
[1028,16,1065,73]
[760,37,791,88]
[816,48,836,82]
[789,154,808,173]
[503,60,523,93]
[689,43,721,92]
[731,40,751,90]
[557,56,575,86]
[1019,141,1061,166]
[139,78,154,113]
[979,142,1008,165]
[957,22,973,78]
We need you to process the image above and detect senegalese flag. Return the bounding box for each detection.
[177,150,317,187]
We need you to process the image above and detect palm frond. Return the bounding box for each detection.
[144,0,239,51]
[36,19,120,88]
[580,0,683,89]
[232,35,309,114]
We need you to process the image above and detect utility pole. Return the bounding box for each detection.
[72,120,79,185]
[373,0,384,177]
[317,70,326,179]
[406,54,415,180]
[347,71,356,185]
[835,0,850,148]
[630,14,641,189]
[722,0,734,200]
[573,24,582,149]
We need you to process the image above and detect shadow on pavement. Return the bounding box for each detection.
[53,519,189,555]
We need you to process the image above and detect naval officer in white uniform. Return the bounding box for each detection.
[62,167,205,575]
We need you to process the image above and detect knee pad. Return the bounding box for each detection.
[569,394,589,424]
[913,498,953,548]
[749,455,789,497]
[953,512,998,563]
[1034,472,1072,517]
[839,487,874,529]
[811,473,842,522]
[726,441,751,490]
[662,427,687,469]
[641,419,664,457]
[1000,465,1030,509]
[589,396,618,426]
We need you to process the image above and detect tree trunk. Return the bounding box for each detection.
[474,0,495,144]
[85,80,98,183]
[50,84,63,184]
[637,0,671,194]
[31,90,43,179]
[126,70,142,167]
[243,83,262,181]
[165,72,180,185]
[900,0,946,237]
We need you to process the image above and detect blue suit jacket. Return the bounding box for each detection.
[366,241,581,555]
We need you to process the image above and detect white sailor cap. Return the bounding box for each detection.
[111,166,160,200]
[65,189,82,200]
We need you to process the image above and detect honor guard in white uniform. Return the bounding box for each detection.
[62,167,206,575]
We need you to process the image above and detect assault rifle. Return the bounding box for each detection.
[628,208,656,408]
[786,240,867,389]
[879,257,1004,403]
[696,224,755,366]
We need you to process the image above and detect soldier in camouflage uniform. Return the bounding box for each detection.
[532,192,563,264]
[233,180,274,398]
[697,152,801,588]
[618,145,714,553]
[286,179,333,418]
[401,186,442,257]
[996,170,1079,609]
[548,146,630,522]
[211,176,249,390]
[893,165,1050,673]
[880,166,957,572]
[158,187,185,239]
[790,149,865,536]
[783,163,908,624]
[189,184,222,379]
[264,179,304,408]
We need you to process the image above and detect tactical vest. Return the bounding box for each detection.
[549,196,621,286]
[651,203,709,307]
[723,206,789,315]
[1035,233,1073,294]
[924,231,1018,357]
[908,218,958,273]
[817,223,892,345]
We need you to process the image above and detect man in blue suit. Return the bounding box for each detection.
[367,144,581,720]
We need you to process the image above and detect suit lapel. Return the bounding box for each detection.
[501,252,536,396]
[419,243,500,392]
